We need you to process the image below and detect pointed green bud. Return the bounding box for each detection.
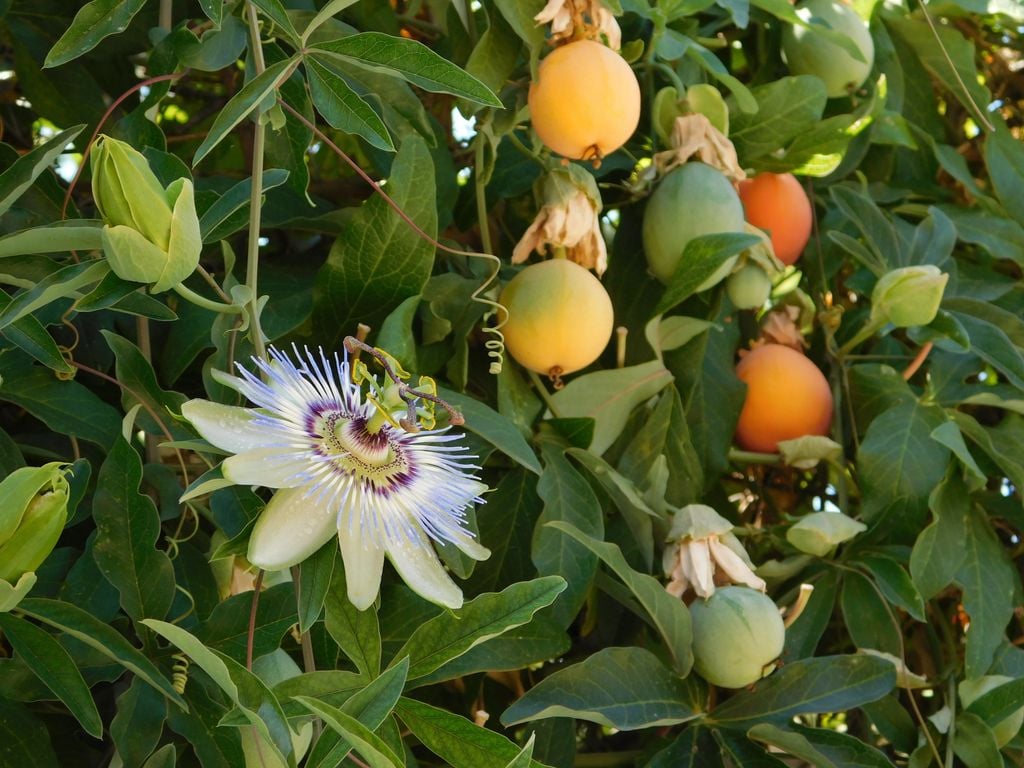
[90,136,200,292]
[0,463,70,583]
[870,265,948,328]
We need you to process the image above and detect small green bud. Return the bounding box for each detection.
[870,265,948,328]
[0,463,70,583]
[727,263,772,309]
[786,511,866,557]
[90,136,201,292]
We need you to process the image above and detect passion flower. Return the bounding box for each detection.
[181,346,489,610]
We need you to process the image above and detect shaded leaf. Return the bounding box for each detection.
[501,646,699,729]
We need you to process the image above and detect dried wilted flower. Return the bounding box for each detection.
[512,169,608,275]
[535,0,621,49]
[663,505,765,599]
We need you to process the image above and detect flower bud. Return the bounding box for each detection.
[0,463,70,584]
[870,265,948,328]
[91,136,201,292]
[786,511,865,557]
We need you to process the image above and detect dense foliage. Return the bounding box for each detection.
[1,0,1024,766]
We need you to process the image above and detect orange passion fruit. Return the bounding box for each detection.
[734,344,833,452]
[738,173,813,266]
[528,40,641,162]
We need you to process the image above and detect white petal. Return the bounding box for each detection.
[247,487,337,571]
[222,449,311,488]
[338,530,385,611]
[385,522,463,610]
[181,399,267,453]
[710,538,767,592]
[686,539,715,598]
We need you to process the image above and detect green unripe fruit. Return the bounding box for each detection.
[690,586,785,689]
[643,163,746,285]
[959,675,1024,747]
[782,0,875,99]
[727,264,772,309]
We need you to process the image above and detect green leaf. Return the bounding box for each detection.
[44,0,147,67]
[141,745,177,768]
[313,33,502,106]
[300,0,361,43]
[0,260,109,332]
[0,698,59,767]
[944,306,1024,390]
[708,655,896,729]
[909,469,970,600]
[729,76,826,162]
[0,367,121,450]
[295,696,403,768]
[92,437,176,622]
[19,598,185,707]
[301,659,408,768]
[0,292,74,375]
[857,401,950,525]
[305,55,395,151]
[857,554,925,622]
[142,619,295,766]
[193,57,298,165]
[493,0,547,48]
[568,445,662,568]
[686,44,756,112]
[532,443,604,628]
[297,540,336,633]
[501,646,699,729]
[0,125,83,217]
[748,722,896,768]
[197,582,298,663]
[103,331,190,440]
[0,613,102,738]
[199,169,290,243]
[649,726,729,768]
[966,677,1024,729]
[438,388,542,475]
[0,221,103,258]
[952,712,1002,768]
[956,509,1018,678]
[312,134,435,348]
[413,615,570,687]
[397,697,554,768]
[830,186,900,272]
[549,360,674,456]
[394,575,565,680]
[840,570,901,656]
[110,675,167,768]
[248,0,302,46]
[655,233,762,315]
[546,521,692,675]
[325,566,382,678]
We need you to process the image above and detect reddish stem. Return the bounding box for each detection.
[61,71,188,220]
[902,341,934,381]
[246,569,265,671]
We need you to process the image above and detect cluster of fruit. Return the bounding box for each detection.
[498,0,876,689]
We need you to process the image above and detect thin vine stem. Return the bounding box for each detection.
[276,98,508,341]
[244,1,269,360]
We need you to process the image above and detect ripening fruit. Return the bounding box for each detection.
[528,40,641,162]
[735,344,833,452]
[690,586,786,689]
[500,259,614,377]
[738,173,812,266]
[643,162,746,284]
[781,0,875,98]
